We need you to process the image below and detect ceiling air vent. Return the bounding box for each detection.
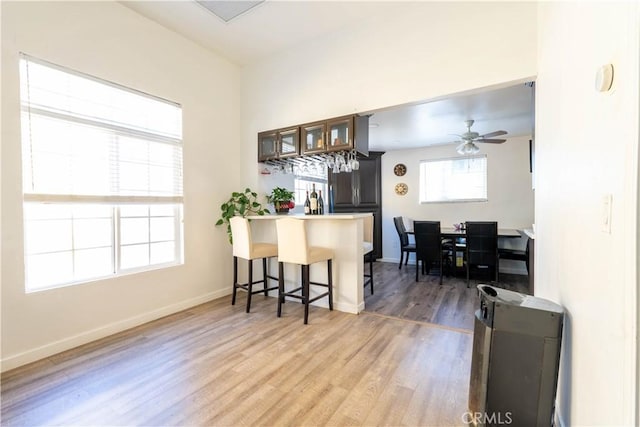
[195,1,264,23]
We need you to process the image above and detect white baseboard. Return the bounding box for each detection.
[1,288,228,372]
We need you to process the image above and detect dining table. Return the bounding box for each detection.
[407,225,528,280]
[407,227,522,238]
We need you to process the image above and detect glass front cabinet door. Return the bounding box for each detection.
[301,121,326,155]
[258,131,278,161]
[258,128,299,161]
[278,127,299,158]
[326,116,354,152]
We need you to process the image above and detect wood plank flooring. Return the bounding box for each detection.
[365,261,530,331]
[1,262,529,426]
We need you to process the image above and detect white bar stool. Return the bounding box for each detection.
[275,218,333,324]
[230,216,279,313]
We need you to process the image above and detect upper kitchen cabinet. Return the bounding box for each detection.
[259,115,368,161]
[326,115,369,155]
[301,121,327,155]
[257,127,300,161]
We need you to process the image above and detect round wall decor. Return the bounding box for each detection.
[393,163,407,176]
[395,183,408,195]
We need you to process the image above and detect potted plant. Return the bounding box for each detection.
[215,188,270,244]
[266,187,295,214]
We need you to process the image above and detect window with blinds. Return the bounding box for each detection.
[19,54,184,291]
[419,155,488,203]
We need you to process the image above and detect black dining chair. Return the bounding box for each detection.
[413,221,447,285]
[465,221,499,287]
[393,217,416,269]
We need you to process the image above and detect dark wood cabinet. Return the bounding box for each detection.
[268,114,369,159]
[325,116,354,152]
[329,151,384,259]
[331,151,381,208]
[257,127,299,161]
[301,121,327,154]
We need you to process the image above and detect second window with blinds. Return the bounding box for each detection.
[419,155,488,203]
[19,54,184,291]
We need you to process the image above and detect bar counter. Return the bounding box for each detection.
[246,213,371,314]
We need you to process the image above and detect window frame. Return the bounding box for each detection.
[19,53,184,292]
[419,155,488,204]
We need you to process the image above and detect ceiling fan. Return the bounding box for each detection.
[454,119,507,155]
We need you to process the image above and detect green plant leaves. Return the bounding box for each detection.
[215,188,270,244]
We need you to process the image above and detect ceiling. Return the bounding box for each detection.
[121,1,534,152]
[365,83,534,151]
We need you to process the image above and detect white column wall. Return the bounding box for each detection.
[536,2,639,425]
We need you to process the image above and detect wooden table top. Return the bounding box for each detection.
[407,227,522,238]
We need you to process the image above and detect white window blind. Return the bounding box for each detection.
[419,155,487,203]
[20,54,183,203]
[19,54,184,291]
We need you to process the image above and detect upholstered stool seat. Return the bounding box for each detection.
[275,218,333,324]
[230,216,279,313]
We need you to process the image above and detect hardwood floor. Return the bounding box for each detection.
[1,263,530,426]
[365,261,530,331]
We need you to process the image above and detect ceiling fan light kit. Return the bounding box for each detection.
[457,141,481,155]
[454,119,507,155]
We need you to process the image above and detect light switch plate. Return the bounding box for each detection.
[601,194,612,234]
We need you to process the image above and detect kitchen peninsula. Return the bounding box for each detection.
[246,213,371,314]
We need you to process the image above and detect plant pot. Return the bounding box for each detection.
[274,201,291,214]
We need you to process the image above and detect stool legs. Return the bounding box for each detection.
[302,264,310,324]
[364,253,374,295]
[233,256,278,313]
[277,262,285,318]
[278,259,333,324]
[263,258,269,296]
[232,256,238,306]
[327,259,333,311]
[246,259,253,313]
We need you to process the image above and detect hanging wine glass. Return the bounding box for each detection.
[351,150,360,171]
[326,155,335,169]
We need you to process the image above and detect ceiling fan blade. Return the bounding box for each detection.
[480,130,507,138]
[477,138,506,144]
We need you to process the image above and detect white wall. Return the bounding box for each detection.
[242,1,538,196]
[1,1,242,370]
[380,136,534,273]
[536,2,639,425]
